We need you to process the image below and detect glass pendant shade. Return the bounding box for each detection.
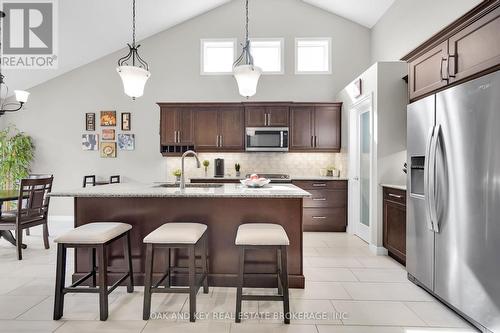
[116,65,151,99]
[233,64,262,98]
[14,90,30,103]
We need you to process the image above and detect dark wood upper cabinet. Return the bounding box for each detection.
[449,6,500,83]
[290,104,341,152]
[314,105,341,151]
[244,104,289,127]
[403,1,500,101]
[219,107,244,150]
[160,107,193,145]
[194,108,219,151]
[408,41,449,101]
[290,106,314,150]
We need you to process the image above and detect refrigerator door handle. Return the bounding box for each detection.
[429,124,441,233]
[424,125,435,231]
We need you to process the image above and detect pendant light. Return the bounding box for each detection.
[233,0,262,98]
[116,0,150,100]
[0,11,29,116]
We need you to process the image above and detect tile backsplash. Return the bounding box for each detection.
[164,152,347,181]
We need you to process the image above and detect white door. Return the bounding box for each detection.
[348,95,372,242]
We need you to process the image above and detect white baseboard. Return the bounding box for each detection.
[369,244,388,256]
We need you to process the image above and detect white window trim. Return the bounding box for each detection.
[200,38,237,76]
[295,37,332,75]
[249,37,285,75]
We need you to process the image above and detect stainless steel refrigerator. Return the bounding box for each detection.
[407,70,500,333]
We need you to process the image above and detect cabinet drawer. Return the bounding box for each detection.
[383,187,406,205]
[303,189,347,208]
[303,208,346,232]
[293,180,347,190]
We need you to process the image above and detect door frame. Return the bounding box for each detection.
[348,94,373,243]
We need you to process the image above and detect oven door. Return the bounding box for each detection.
[245,127,289,152]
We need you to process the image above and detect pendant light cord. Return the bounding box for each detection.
[132,0,136,47]
[245,0,249,42]
[233,0,254,67]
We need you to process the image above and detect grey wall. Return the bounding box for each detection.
[0,0,371,216]
[371,0,482,62]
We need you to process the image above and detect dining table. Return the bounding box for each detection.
[0,190,27,249]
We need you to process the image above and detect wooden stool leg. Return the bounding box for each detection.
[235,246,245,323]
[281,245,290,324]
[123,231,134,293]
[53,243,67,320]
[90,248,97,287]
[143,244,154,320]
[201,233,209,294]
[43,222,50,249]
[188,245,196,322]
[98,245,109,321]
[277,248,283,295]
[165,248,171,288]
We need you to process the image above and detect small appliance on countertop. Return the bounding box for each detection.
[244,173,291,183]
[214,158,224,178]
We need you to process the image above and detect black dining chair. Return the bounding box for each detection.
[0,176,54,260]
[83,175,96,188]
[109,175,121,184]
[25,174,54,236]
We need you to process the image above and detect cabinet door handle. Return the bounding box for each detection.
[178,131,181,143]
[220,135,223,147]
[440,57,448,82]
[314,135,317,147]
[447,54,457,78]
[267,113,271,126]
[312,198,327,201]
[388,193,403,199]
[312,183,327,187]
[311,136,314,147]
[312,216,326,219]
[174,131,177,143]
[216,135,219,147]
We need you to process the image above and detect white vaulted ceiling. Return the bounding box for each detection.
[302,0,395,28]
[3,0,231,92]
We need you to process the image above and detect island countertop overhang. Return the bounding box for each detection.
[49,183,311,199]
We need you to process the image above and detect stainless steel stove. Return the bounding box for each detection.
[245,173,291,183]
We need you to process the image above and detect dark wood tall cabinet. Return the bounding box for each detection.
[290,103,341,152]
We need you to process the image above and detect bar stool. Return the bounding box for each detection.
[143,222,209,322]
[235,223,290,324]
[53,222,134,321]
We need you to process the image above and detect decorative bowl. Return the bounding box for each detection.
[240,178,271,188]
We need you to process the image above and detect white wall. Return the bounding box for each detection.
[0,0,370,216]
[371,0,482,62]
[337,61,407,250]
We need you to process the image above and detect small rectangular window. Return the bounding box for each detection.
[250,38,284,74]
[200,39,236,75]
[295,38,331,74]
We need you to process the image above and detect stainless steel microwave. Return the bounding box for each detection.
[245,127,289,152]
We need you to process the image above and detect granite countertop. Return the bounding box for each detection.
[380,183,407,191]
[189,176,348,181]
[49,182,311,199]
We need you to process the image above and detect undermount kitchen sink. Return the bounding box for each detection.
[156,183,224,188]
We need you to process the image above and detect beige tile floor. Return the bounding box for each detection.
[0,224,478,333]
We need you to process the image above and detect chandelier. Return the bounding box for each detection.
[0,11,30,116]
[116,0,151,100]
[233,0,262,98]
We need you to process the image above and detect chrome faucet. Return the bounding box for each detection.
[180,150,201,189]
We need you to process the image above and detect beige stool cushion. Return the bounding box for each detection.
[54,222,132,244]
[235,223,290,246]
[143,223,207,244]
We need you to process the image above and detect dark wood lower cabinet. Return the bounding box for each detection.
[382,187,406,265]
[293,180,348,232]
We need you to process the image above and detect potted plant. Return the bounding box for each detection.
[172,169,182,183]
[235,163,241,177]
[203,160,210,176]
[0,126,35,210]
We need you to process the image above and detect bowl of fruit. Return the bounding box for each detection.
[240,174,271,188]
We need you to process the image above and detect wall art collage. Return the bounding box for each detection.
[82,111,135,158]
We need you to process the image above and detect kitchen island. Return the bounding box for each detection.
[50,183,310,288]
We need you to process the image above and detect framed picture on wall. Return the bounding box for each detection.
[82,134,99,151]
[121,112,131,131]
[102,129,115,140]
[100,111,117,126]
[85,113,95,131]
[118,134,135,150]
[101,142,117,158]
